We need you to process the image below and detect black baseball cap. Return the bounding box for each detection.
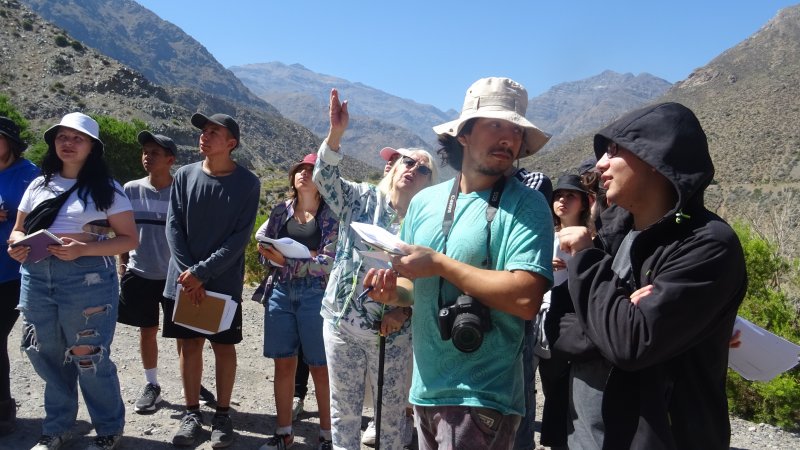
[0,116,27,151]
[191,113,240,149]
[137,130,177,155]
[554,174,588,194]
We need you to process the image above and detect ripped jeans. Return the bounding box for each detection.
[18,256,125,437]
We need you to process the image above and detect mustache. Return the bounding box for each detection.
[488,146,514,158]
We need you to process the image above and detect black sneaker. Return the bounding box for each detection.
[31,433,69,450]
[318,436,333,450]
[172,412,204,447]
[134,383,162,414]
[86,434,121,450]
[0,397,15,435]
[210,414,234,448]
[199,384,217,407]
[258,433,294,450]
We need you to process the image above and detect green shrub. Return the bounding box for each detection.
[92,115,149,183]
[244,213,269,284]
[727,222,800,430]
[70,40,84,52]
[22,19,33,31]
[54,35,69,47]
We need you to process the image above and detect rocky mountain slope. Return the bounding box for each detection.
[529,3,800,256]
[0,0,377,185]
[527,70,672,151]
[231,62,452,167]
[20,0,272,110]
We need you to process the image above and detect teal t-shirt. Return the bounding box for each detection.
[401,177,553,415]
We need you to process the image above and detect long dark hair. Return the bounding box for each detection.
[552,189,591,230]
[41,134,116,211]
[436,118,477,171]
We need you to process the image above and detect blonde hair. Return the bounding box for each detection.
[377,148,438,196]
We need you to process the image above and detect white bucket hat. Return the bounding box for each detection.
[44,112,104,153]
[433,77,550,158]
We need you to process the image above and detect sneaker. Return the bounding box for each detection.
[199,384,217,406]
[258,433,294,450]
[210,414,234,448]
[0,397,16,435]
[361,420,376,446]
[317,436,333,450]
[172,412,204,447]
[134,383,162,414]
[401,414,415,447]
[30,433,69,450]
[86,434,121,450]
[291,397,304,421]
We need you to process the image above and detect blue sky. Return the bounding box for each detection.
[135,0,797,112]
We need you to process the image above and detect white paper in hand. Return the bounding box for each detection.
[256,236,312,259]
[350,222,407,256]
[728,316,800,381]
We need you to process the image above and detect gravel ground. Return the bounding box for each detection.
[4,285,800,450]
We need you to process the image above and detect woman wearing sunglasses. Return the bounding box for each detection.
[312,88,437,450]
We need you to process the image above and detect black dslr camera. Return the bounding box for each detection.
[438,295,492,353]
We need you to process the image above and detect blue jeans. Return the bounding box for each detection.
[18,256,125,436]
[264,276,327,365]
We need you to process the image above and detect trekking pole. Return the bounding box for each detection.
[373,319,386,450]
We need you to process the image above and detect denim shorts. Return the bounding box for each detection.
[263,275,326,365]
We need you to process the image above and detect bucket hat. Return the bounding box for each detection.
[44,112,103,153]
[0,116,27,151]
[191,113,240,148]
[137,130,178,155]
[432,77,550,158]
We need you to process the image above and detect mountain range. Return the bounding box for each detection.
[6,0,800,253]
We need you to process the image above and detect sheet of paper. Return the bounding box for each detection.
[256,236,312,259]
[728,316,800,381]
[172,285,237,335]
[350,222,407,255]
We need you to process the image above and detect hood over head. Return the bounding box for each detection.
[593,102,713,215]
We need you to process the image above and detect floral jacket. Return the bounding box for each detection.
[312,141,407,336]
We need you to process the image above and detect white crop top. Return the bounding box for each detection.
[19,174,132,234]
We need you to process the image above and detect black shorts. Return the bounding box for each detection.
[161,297,243,345]
[117,271,167,328]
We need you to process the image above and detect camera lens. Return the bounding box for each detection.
[451,313,484,353]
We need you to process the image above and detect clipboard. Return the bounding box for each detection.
[172,285,238,335]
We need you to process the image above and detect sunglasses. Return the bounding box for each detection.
[401,156,432,176]
[606,142,622,158]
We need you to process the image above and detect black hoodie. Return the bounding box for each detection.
[565,103,747,449]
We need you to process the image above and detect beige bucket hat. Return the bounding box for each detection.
[433,77,550,158]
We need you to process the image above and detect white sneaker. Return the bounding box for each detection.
[361,420,376,446]
[291,397,304,421]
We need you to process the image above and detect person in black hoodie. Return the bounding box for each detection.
[556,102,747,450]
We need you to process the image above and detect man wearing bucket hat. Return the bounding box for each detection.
[0,116,39,435]
[364,77,554,449]
[116,131,176,415]
[162,113,259,448]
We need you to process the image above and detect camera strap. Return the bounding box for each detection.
[438,172,505,309]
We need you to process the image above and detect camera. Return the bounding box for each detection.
[438,295,492,353]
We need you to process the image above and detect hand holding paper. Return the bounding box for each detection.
[728,316,800,381]
[350,222,407,256]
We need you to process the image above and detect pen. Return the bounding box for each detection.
[357,286,374,302]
